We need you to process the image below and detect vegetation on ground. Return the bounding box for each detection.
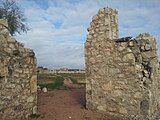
[69,77,78,84]
[38,76,65,90]
[37,73,85,90]
[30,114,40,119]
[56,73,85,84]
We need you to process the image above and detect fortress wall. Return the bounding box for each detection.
[85,8,160,119]
[0,19,37,120]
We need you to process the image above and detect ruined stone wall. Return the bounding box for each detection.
[85,8,160,119]
[0,19,37,120]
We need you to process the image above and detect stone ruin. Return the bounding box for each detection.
[85,7,160,119]
[0,19,37,119]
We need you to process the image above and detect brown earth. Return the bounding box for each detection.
[63,78,82,89]
[37,88,123,120]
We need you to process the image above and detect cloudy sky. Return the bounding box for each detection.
[14,0,160,69]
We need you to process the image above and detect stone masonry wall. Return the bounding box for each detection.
[85,7,160,119]
[0,19,37,120]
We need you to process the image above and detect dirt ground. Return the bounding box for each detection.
[37,88,120,120]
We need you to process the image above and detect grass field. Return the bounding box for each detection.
[37,73,85,90]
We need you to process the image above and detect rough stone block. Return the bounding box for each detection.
[30,75,37,93]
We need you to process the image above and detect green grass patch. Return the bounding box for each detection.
[37,73,56,80]
[57,73,85,83]
[68,77,78,84]
[37,73,86,89]
[38,76,64,90]
[30,114,40,119]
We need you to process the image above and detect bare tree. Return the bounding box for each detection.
[0,0,29,36]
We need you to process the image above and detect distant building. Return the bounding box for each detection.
[37,67,85,74]
[57,68,85,73]
[37,67,56,74]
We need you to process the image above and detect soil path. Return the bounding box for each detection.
[38,88,115,120]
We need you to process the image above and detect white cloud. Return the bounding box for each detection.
[15,0,160,68]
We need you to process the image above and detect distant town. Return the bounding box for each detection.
[37,67,85,74]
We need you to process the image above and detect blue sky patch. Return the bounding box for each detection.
[53,20,63,29]
[14,0,160,69]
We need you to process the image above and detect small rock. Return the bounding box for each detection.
[98,8,105,13]
[90,57,96,64]
[119,107,127,114]
[13,49,20,56]
[102,81,113,91]
[113,90,122,97]
[97,105,106,111]
[134,92,142,99]
[140,45,145,51]
[42,87,47,92]
[117,46,125,51]
[126,48,132,52]
[136,72,143,79]
[32,106,37,114]
[5,83,16,89]
[29,50,35,57]
[122,53,135,63]
[135,64,142,71]
[92,15,99,21]
[143,70,149,77]
[30,75,37,93]
[144,43,151,51]
[128,41,134,47]
[27,95,34,103]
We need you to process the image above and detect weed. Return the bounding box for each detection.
[69,77,78,84]
[30,114,40,119]
[38,76,64,90]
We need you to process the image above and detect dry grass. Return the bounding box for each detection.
[37,73,85,90]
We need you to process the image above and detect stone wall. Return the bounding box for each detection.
[0,19,37,120]
[85,7,160,119]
